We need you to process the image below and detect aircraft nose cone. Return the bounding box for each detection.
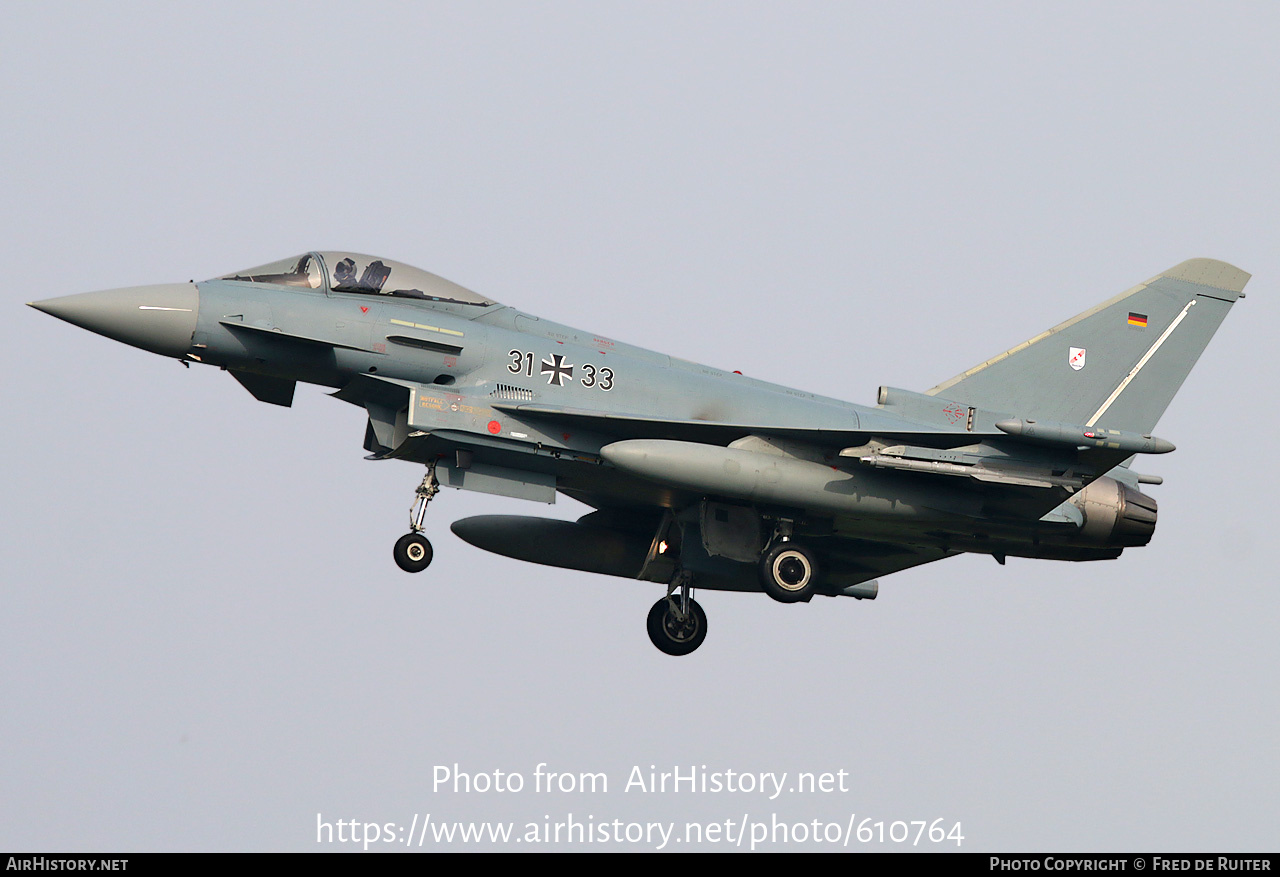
[29,282,199,358]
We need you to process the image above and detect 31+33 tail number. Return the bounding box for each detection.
[509,349,614,390]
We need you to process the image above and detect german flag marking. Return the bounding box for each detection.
[1128,312,1148,328]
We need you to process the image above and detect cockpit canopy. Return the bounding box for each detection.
[216,252,498,308]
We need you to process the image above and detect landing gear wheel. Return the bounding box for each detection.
[394,533,433,573]
[759,543,818,603]
[647,597,707,656]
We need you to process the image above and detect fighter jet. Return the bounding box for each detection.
[28,252,1250,654]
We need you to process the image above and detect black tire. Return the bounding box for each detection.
[393,533,433,573]
[646,597,707,656]
[759,543,818,603]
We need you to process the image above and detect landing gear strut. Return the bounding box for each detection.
[393,463,438,573]
[647,570,707,656]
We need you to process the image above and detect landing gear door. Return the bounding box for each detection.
[699,501,764,563]
[638,510,679,583]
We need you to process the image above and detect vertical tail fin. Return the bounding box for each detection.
[926,259,1250,433]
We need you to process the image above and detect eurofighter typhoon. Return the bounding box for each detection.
[28,253,1249,654]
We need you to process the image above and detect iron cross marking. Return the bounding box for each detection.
[540,353,575,386]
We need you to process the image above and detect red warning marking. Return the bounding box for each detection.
[562,432,571,441]
[733,370,743,375]
[360,306,369,313]
[487,420,501,435]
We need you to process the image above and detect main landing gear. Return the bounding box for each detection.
[393,463,438,573]
[647,571,707,656]
[758,520,818,603]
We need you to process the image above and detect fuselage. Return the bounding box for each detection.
[196,268,881,433]
[28,250,1246,654]
[29,251,1152,577]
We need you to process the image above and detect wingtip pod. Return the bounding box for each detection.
[1157,259,1251,300]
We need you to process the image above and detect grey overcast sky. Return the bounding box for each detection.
[2,2,1277,852]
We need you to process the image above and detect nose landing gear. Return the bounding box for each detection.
[393,463,439,573]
